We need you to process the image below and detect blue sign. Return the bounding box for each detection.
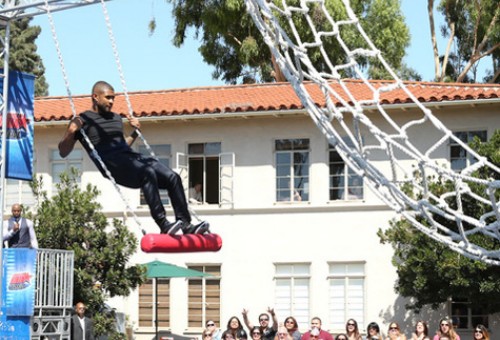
[0,70,35,180]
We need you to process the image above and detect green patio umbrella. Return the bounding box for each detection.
[143,260,210,340]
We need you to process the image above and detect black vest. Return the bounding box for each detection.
[7,218,31,248]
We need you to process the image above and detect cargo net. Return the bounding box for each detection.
[245,0,500,264]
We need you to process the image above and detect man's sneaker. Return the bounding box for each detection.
[182,221,210,235]
[160,220,185,235]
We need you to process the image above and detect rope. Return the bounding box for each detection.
[43,0,145,235]
[245,0,500,264]
[98,0,203,223]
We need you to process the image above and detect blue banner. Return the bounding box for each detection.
[0,307,30,339]
[0,70,35,180]
[2,248,37,316]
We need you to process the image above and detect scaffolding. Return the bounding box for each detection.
[32,248,74,339]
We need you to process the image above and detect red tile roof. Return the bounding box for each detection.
[34,80,500,122]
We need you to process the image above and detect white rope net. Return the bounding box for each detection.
[245,0,500,264]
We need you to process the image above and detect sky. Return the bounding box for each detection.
[28,0,482,97]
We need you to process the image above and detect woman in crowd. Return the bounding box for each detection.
[283,316,301,340]
[345,319,362,340]
[222,331,236,340]
[386,322,406,340]
[432,318,460,340]
[366,322,383,340]
[411,321,429,340]
[251,327,263,340]
[227,316,245,340]
[472,325,489,340]
[336,335,348,340]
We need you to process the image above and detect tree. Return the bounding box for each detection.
[378,130,500,313]
[153,0,410,83]
[31,169,146,338]
[428,0,500,83]
[0,17,49,96]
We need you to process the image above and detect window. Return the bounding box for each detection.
[4,179,36,209]
[188,265,221,328]
[451,301,488,329]
[274,263,310,329]
[329,144,363,200]
[328,262,365,331]
[450,130,487,171]
[138,278,170,327]
[187,143,222,204]
[275,139,309,202]
[138,144,171,205]
[51,149,83,192]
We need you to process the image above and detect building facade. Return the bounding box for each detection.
[7,80,500,339]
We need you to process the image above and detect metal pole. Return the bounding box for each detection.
[0,20,12,309]
[155,278,159,340]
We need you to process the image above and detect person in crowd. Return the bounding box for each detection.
[366,322,383,340]
[222,331,236,340]
[336,335,348,340]
[386,322,406,340]
[251,326,263,340]
[238,329,249,340]
[472,325,489,340]
[3,203,38,249]
[242,308,278,340]
[345,319,362,340]
[411,321,430,340]
[432,318,460,340]
[276,326,293,340]
[227,316,245,340]
[58,80,208,235]
[301,317,333,340]
[206,320,223,340]
[203,330,213,340]
[189,183,203,203]
[284,316,301,340]
[71,302,94,340]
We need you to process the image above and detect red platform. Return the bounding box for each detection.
[141,233,222,253]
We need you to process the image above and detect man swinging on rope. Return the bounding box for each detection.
[58,81,209,235]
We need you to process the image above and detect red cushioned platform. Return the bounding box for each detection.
[141,233,222,253]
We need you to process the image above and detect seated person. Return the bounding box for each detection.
[189,183,203,203]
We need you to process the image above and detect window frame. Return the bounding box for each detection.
[274,263,311,329]
[187,264,221,329]
[328,143,363,201]
[449,130,487,171]
[274,138,310,202]
[327,262,365,332]
[50,148,83,192]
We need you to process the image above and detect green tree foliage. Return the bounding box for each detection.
[378,130,500,313]
[0,18,49,96]
[155,0,410,83]
[31,169,146,337]
[429,0,500,83]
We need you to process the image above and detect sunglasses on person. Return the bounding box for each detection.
[440,323,450,327]
[207,323,215,327]
[347,323,355,326]
[260,318,269,322]
[389,327,399,331]
[475,329,483,333]
[252,332,262,336]
[204,334,211,338]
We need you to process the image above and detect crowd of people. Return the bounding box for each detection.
[200,311,490,340]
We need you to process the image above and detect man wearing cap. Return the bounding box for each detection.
[300,317,333,340]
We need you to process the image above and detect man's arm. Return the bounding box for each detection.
[3,220,17,241]
[125,116,141,146]
[27,219,38,249]
[268,307,278,331]
[58,117,82,158]
[242,309,254,331]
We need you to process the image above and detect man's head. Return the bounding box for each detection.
[91,81,115,114]
[75,302,86,318]
[258,313,270,327]
[11,204,22,219]
[310,317,322,331]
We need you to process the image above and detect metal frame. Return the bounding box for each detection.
[32,249,75,339]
